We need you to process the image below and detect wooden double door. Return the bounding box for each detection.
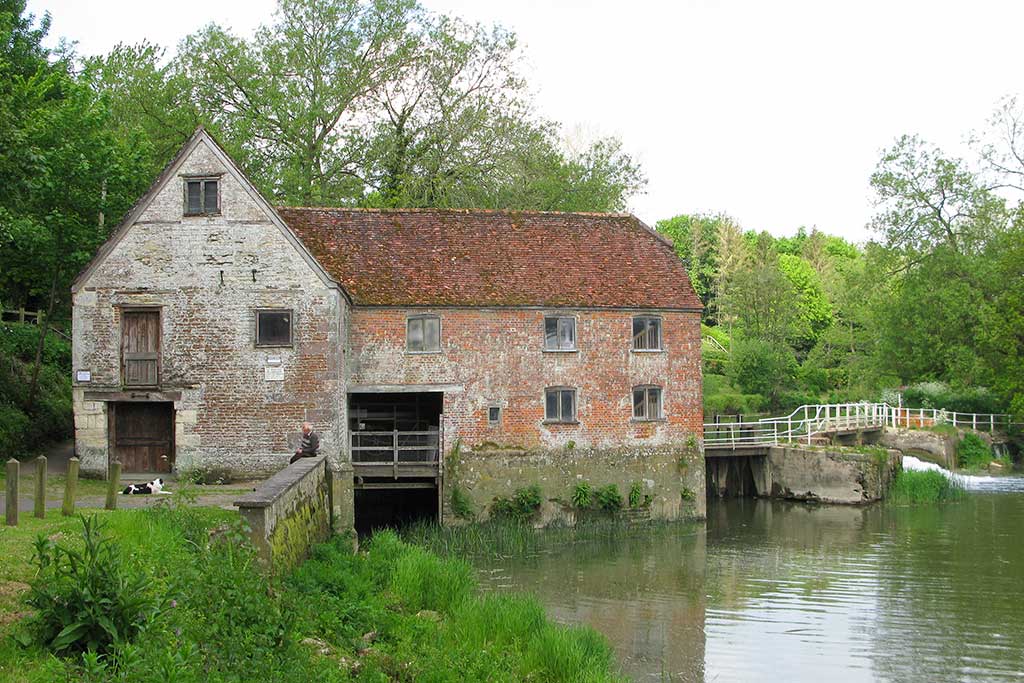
[110,402,174,473]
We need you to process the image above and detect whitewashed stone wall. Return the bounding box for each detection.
[72,137,346,478]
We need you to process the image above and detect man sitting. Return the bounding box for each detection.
[289,421,320,464]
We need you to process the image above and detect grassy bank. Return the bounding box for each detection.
[0,505,624,682]
[889,469,965,505]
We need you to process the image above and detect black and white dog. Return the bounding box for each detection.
[121,478,171,495]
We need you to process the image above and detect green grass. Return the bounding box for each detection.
[927,423,960,438]
[889,469,965,504]
[957,433,994,471]
[0,506,625,682]
[0,466,110,500]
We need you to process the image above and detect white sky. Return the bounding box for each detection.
[26,0,1024,242]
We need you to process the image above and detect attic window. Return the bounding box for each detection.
[184,178,220,216]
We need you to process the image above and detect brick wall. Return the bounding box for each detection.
[349,308,703,450]
[72,138,346,478]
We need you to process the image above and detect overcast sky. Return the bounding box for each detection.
[26,0,1024,242]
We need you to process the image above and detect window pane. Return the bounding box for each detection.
[545,390,558,420]
[633,388,646,418]
[258,311,291,345]
[648,388,661,418]
[203,180,218,213]
[186,181,202,214]
[560,390,575,421]
[488,407,501,423]
[633,317,662,349]
[424,317,440,351]
[408,318,423,351]
[559,318,575,349]
[545,318,558,349]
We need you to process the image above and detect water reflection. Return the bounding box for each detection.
[474,494,1024,682]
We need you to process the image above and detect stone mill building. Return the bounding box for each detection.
[71,128,706,526]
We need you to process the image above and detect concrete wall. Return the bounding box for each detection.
[878,427,957,469]
[235,455,353,571]
[762,446,901,504]
[446,441,706,525]
[349,308,703,450]
[72,137,346,478]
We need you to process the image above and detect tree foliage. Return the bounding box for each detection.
[89,0,645,210]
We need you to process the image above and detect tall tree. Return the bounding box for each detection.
[92,0,645,211]
[0,3,146,407]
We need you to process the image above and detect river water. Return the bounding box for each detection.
[474,478,1024,682]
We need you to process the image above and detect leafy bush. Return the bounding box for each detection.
[728,338,799,408]
[491,484,543,520]
[595,484,623,512]
[450,483,475,520]
[628,481,643,508]
[0,402,30,455]
[571,481,593,508]
[902,381,1004,414]
[889,469,965,504]
[0,322,72,369]
[957,433,993,470]
[25,515,161,655]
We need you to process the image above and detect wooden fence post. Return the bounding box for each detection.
[105,462,121,510]
[5,459,18,526]
[62,457,79,517]
[34,455,46,519]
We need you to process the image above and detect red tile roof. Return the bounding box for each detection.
[276,208,702,310]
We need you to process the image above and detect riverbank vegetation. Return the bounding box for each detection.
[889,469,965,505]
[0,505,624,682]
[660,107,1024,429]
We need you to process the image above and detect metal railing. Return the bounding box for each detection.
[703,403,1014,450]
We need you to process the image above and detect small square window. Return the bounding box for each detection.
[488,406,501,425]
[633,386,663,420]
[544,316,576,351]
[257,310,292,346]
[184,178,220,215]
[407,315,441,353]
[632,316,662,350]
[544,387,577,423]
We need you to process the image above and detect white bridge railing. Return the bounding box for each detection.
[703,403,1013,450]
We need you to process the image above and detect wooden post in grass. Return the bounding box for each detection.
[62,457,79,516]
[5,459,18,526]
[105,461,121,510]
[34,455,46,519]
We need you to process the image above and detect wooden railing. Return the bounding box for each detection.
[350,430,440,479]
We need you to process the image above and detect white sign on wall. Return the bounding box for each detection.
[264,366,284,381]
[75,370,92,383]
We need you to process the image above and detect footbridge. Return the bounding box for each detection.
[703,403,1013,456]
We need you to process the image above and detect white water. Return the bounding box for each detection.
[902,454,1024,492]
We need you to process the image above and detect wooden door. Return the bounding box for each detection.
[122,310,160,386]
[112,402,173,473]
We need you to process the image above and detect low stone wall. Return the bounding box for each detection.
[234,456,354,572]
[764,446,901,504]
[878,428,957,469]
[445,441,706,526]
